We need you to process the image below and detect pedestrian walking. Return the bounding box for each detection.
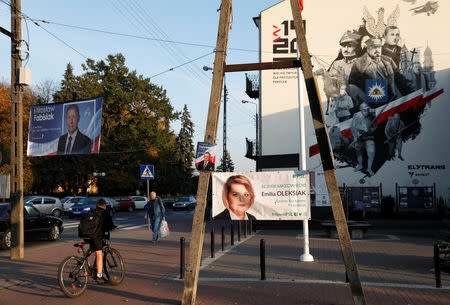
[144,191,166,243]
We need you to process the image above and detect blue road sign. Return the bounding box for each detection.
[140,165,154,180]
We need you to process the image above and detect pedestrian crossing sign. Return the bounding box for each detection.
[140,165,154,180]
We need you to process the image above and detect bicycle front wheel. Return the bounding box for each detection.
[103,247,125,285]
[58,255,88,298]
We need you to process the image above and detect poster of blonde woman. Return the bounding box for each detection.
[212,171,310,221]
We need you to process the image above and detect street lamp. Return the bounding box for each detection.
[242,100,258,156]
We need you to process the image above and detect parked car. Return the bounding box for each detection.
[67,197,114,218]
[130,196,147,210]
[61,196,74,204]
[162,196,177,209]
[0,203,64,249]
[24,196,64,217]
[112,196,136,212]
[172,196,196,211]
[62,196,86,212]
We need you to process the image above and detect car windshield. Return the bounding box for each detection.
[177,197,190,202]
[25,205,40,217]
[78,197,99,205]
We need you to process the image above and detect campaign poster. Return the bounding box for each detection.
[212,171,310,220]
[27,97,102,156]
[195,142,217,171]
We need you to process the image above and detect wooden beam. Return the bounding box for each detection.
[224,60,301,72]
[0,26,13,39]
[289,0,366,304]
[181,0,232,304]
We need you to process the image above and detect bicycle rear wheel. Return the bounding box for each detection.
[103,247,125,285]
[58,255,88,298]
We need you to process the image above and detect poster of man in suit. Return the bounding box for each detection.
[27,97,102,156]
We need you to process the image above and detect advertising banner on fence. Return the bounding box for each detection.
[212,171,310,220]
[195,142,217,171]
[27,97,102,156]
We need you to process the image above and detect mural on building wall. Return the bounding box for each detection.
[311,5,444,177]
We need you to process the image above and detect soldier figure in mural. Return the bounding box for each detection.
[349,37,402,103]
[382,26,402,71]
[350,103,377,176]
[384,113,405,161]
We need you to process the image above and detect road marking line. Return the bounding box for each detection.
[120,224,147,231]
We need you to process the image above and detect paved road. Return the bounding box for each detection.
[1,212,449,305]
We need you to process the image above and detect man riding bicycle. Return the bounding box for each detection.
[79,198,117,284]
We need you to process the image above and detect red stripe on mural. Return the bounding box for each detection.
[308,88,444,157]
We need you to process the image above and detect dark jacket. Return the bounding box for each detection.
[57,130,91,155]
[214,209,256,221]
[144,197,166,218]
[92,206,116,238]
[196,160,215,171]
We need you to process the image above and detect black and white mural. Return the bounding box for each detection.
[311,5,443,177]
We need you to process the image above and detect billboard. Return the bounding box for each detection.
[212,171,310,220]
[27,97,102,156]
[195,142,217,171]
[259,0,449,201]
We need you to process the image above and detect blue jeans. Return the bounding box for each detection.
[150,215,162,241]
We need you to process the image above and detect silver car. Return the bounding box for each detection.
[24,196,63,217]
[130,196,148,210]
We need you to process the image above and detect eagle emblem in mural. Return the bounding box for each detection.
[312,6,443,177]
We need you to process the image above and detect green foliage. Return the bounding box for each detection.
[31,54,181,195]
[216,150,234,172]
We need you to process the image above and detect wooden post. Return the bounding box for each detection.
[10,0,24,260]
[289,0,366,304]
[181,1,232,304]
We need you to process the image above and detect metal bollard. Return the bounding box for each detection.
[244,221,247,238]
[249,218,253,235]
[230,223,234,246]
[211,229,215,258]
[434,243,441,288]
[180,237,185,279]
[221,226,225,251]
[260,239,266,280]
[238,221,241,241]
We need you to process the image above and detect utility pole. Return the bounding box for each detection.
[10,0,24,259]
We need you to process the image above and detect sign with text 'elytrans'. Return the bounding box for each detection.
[140,165,154,180]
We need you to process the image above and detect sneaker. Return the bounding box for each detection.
[95,275,105,284]
[398,155,404,161]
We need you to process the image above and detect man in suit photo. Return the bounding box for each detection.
[196,152,215,171]
[57,104,91,155]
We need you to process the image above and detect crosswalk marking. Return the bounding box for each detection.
[63,221,147,231]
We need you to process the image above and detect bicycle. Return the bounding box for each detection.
[58,237,125,298]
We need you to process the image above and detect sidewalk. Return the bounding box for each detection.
[0,219,449,305]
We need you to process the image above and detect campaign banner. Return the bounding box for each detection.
[27,97,102,156]
[195,142,217,171]
[212,171,310,221]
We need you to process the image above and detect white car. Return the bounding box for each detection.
[130,196,148,209]
[63,196,86,212]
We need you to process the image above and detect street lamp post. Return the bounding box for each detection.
[241,100,258,157]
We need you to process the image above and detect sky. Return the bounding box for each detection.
[0,0,277,172]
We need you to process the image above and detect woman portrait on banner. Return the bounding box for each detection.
[215,175,256,221]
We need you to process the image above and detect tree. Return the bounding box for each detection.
[216,150,234,172]
[33,79,57,104]
[173,104,194,194]
[31,54,179,195]
[0,83,35,192]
